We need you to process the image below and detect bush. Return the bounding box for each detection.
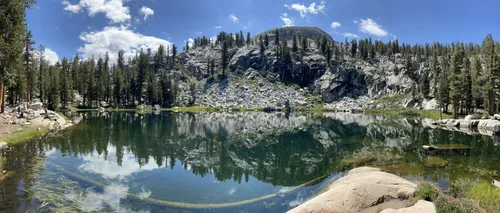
[415,182,440,201]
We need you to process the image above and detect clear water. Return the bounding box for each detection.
[0,112,499,213]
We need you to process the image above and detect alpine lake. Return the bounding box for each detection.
[1,111,499,213]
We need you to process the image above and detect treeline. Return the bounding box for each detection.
[23,44,182,110]
[345,35,500,119]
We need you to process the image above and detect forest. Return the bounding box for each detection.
[1,0,500,120]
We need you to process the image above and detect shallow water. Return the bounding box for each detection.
[1,112,499,213]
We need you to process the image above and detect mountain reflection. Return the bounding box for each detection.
[45,112,365,186]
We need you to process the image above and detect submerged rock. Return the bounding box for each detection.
[425,156,449,167]
[380,200,436,213]
[288,167,417,213]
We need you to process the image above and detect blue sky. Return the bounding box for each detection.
[27,0,500,64]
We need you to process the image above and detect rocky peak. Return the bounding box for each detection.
[254,26,333,43]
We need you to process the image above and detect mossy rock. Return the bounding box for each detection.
[426,156,449,167]
[433,144,473,151]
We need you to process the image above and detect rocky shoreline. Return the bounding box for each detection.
[288,167,436,213]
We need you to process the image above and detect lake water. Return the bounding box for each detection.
[1,112,499,213]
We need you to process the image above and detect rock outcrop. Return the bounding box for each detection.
[176,26,420,110]
[288,167,418,213]
[380,200,436,213]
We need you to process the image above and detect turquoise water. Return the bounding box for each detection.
[0,112,499,212]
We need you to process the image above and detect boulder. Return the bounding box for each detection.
[29,102,43,110]
[495,114,500,120]
[380,200,436,213]
[0,142,7,150]
[494,180,500,189]
[288,167,417,213]
[424,99,438,110]
[464,114,483,120]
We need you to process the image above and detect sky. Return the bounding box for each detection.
[27,0,500,65]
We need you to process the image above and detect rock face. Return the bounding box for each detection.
[380,200,436,213]
[288,167,417,213]
[176,26,419,109]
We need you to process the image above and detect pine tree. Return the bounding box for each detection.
[420,70,430,98]
[259,36,265,55]
[301,37,308,56]
[264,34,269,47]
[274,29,279,45]
[172,44,177,64]
[0,0,35,112]
[292,34,298,53]
[431,53,440,97]
[24,30,35,103]
[438,57,450,113]
[462,56,473,114]
[351,40,357,57]
[221,40,229,76]
[471,55,483,110]
[60,58,71,108]
[482,34,498,115]
[449,44,464,119]
[246,32,251,46]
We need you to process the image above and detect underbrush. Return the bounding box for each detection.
[414,182,486,213]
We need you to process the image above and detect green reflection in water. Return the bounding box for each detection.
[0,112,499,213]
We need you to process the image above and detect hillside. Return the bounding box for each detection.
[174,26,419,111]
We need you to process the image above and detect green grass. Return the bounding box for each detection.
[0,125,50,144]
[365,109,452,119]
[414,182,484,213]
[163,106,219,112]
[450,179,500,212]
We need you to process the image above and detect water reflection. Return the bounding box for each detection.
[0,112,499,213]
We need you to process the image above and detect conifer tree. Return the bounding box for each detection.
[221,40,229,76]
[438,57,450,113]
[462,56,473,114]
[292,34,299,53]
[246,32,251,46]
[274,29,279,45]
[471,55,483,110]
[449,44,464,119]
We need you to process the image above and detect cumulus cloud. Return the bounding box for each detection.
[280,13,294,27]
[184,38,194,48]
[330,21,341,29]
[214,26,222,29]
[343,33,360,39]
[61,0,131,23]
[284,1,326,18]
[78,26,171,64]
[139,6,154,21]
[359,18,388,37]
[353,20,358,24]
[229,14,239,23]
[79,145,162,179]
[39,48,60,65]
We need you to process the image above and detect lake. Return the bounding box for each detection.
[1,112,499,213]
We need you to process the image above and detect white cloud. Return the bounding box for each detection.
[353,20,358,24]
[62,0,82,13]
[229,14,239,23]
[343,33,360,39]
[79,145,161,179]
[284,1,326,18]
[359,18,388,37]
[330,21,341,29]
[280,13,294,27]
[214,26,222,29]
[139,6,154,21]
[78,26,172,65]
[196,32,202,36]
[62,0,131,23]
[184,38,194,48]
[43,48,60,65]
